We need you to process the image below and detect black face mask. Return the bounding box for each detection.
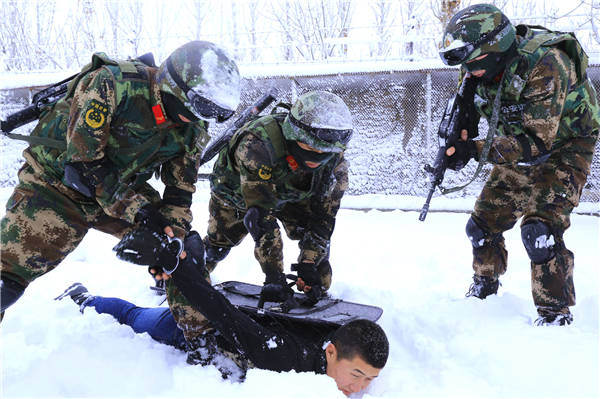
[286,140,334,171]
[464,41,518,82]
[160,92,199,124]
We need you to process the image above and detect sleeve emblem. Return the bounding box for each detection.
[258,165,272,180]
[84,100,108,129]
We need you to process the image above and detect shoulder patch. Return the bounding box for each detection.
[258,164,272,180]
[84,99,108,129]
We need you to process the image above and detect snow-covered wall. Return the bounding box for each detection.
[2,67,600,203]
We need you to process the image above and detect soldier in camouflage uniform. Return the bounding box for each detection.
[439,4,600,325]
[204,90,352,304]
[0,41,241,320]
[157,91,353,349]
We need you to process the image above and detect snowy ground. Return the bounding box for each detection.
[0,187,598,398]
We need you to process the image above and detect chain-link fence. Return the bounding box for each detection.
[2,66,599,204]
[213,66,600,203]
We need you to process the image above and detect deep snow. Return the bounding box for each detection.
[1,186,598,398]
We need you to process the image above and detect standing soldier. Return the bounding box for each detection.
[0,41,241,320]
[439,4,600,325]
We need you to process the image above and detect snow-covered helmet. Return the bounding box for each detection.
[439,4,516,72]
[282,91,353,153]
[157,41,240,123]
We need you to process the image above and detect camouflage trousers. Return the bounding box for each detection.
[205,194,332,289]
[1,164,136,288]
[1,164,207,343]
[470,152,592,311]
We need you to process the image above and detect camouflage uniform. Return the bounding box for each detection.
[170,112,349,341]
[466,27,600,313]
[1,53,208,306]
[208,113,348,276]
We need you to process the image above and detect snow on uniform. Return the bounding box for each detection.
[466,26,600,311]
[167,113,348,342]
[1,53,209,289]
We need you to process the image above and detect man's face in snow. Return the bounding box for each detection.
[325,343,381,396]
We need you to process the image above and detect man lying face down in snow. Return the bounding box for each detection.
[56,231,389,397]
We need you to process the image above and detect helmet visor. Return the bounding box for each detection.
[439,42,476,66]
[187,89,235,123]
[439,14,510,66]
[289,114,353,147]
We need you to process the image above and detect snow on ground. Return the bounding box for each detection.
[0,188,598,398]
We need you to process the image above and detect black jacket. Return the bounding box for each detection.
[171,262,331,374]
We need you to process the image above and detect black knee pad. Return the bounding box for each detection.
[521,220,557,263]
[466,217,489,249]
[204,242,231,263]
[1,277,25,313]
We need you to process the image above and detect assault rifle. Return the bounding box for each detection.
[0,73,75,134]
[419,76,477,221]
[0,53,156,135]
[199,87,279,166]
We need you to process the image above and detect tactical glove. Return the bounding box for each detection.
[292,262,324,306]
[63,159,110,198]
[135,204,172,234]
[258,272,298,312]
[447,139,478,171]
[260,272,294,303]
[113,225,183,274]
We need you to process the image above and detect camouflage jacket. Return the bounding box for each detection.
[210,113,348,260]
[23,53,209,236]
[470,25,600,168]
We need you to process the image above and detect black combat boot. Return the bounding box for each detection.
[534,306,573,326]
[465,274,500,299]
[54,283,94,312]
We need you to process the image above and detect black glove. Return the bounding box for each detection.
[292,262,321,286]
[113,225,183,274]
[258,272,298,312]
[63,159,110,198]
[447,139,478,171]
[260,272,293,303]
[292,262,324,306]
[135,204,171,233]
[147,231,207,281]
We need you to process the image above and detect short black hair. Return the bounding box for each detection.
[331,319,389,369]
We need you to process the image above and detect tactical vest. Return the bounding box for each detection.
[475,24,600,151]
[26,52,203,186]
[210,113,338,210]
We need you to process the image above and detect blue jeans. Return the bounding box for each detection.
[84,296,187,349]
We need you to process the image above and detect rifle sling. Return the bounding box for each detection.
[440,79,503,194]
